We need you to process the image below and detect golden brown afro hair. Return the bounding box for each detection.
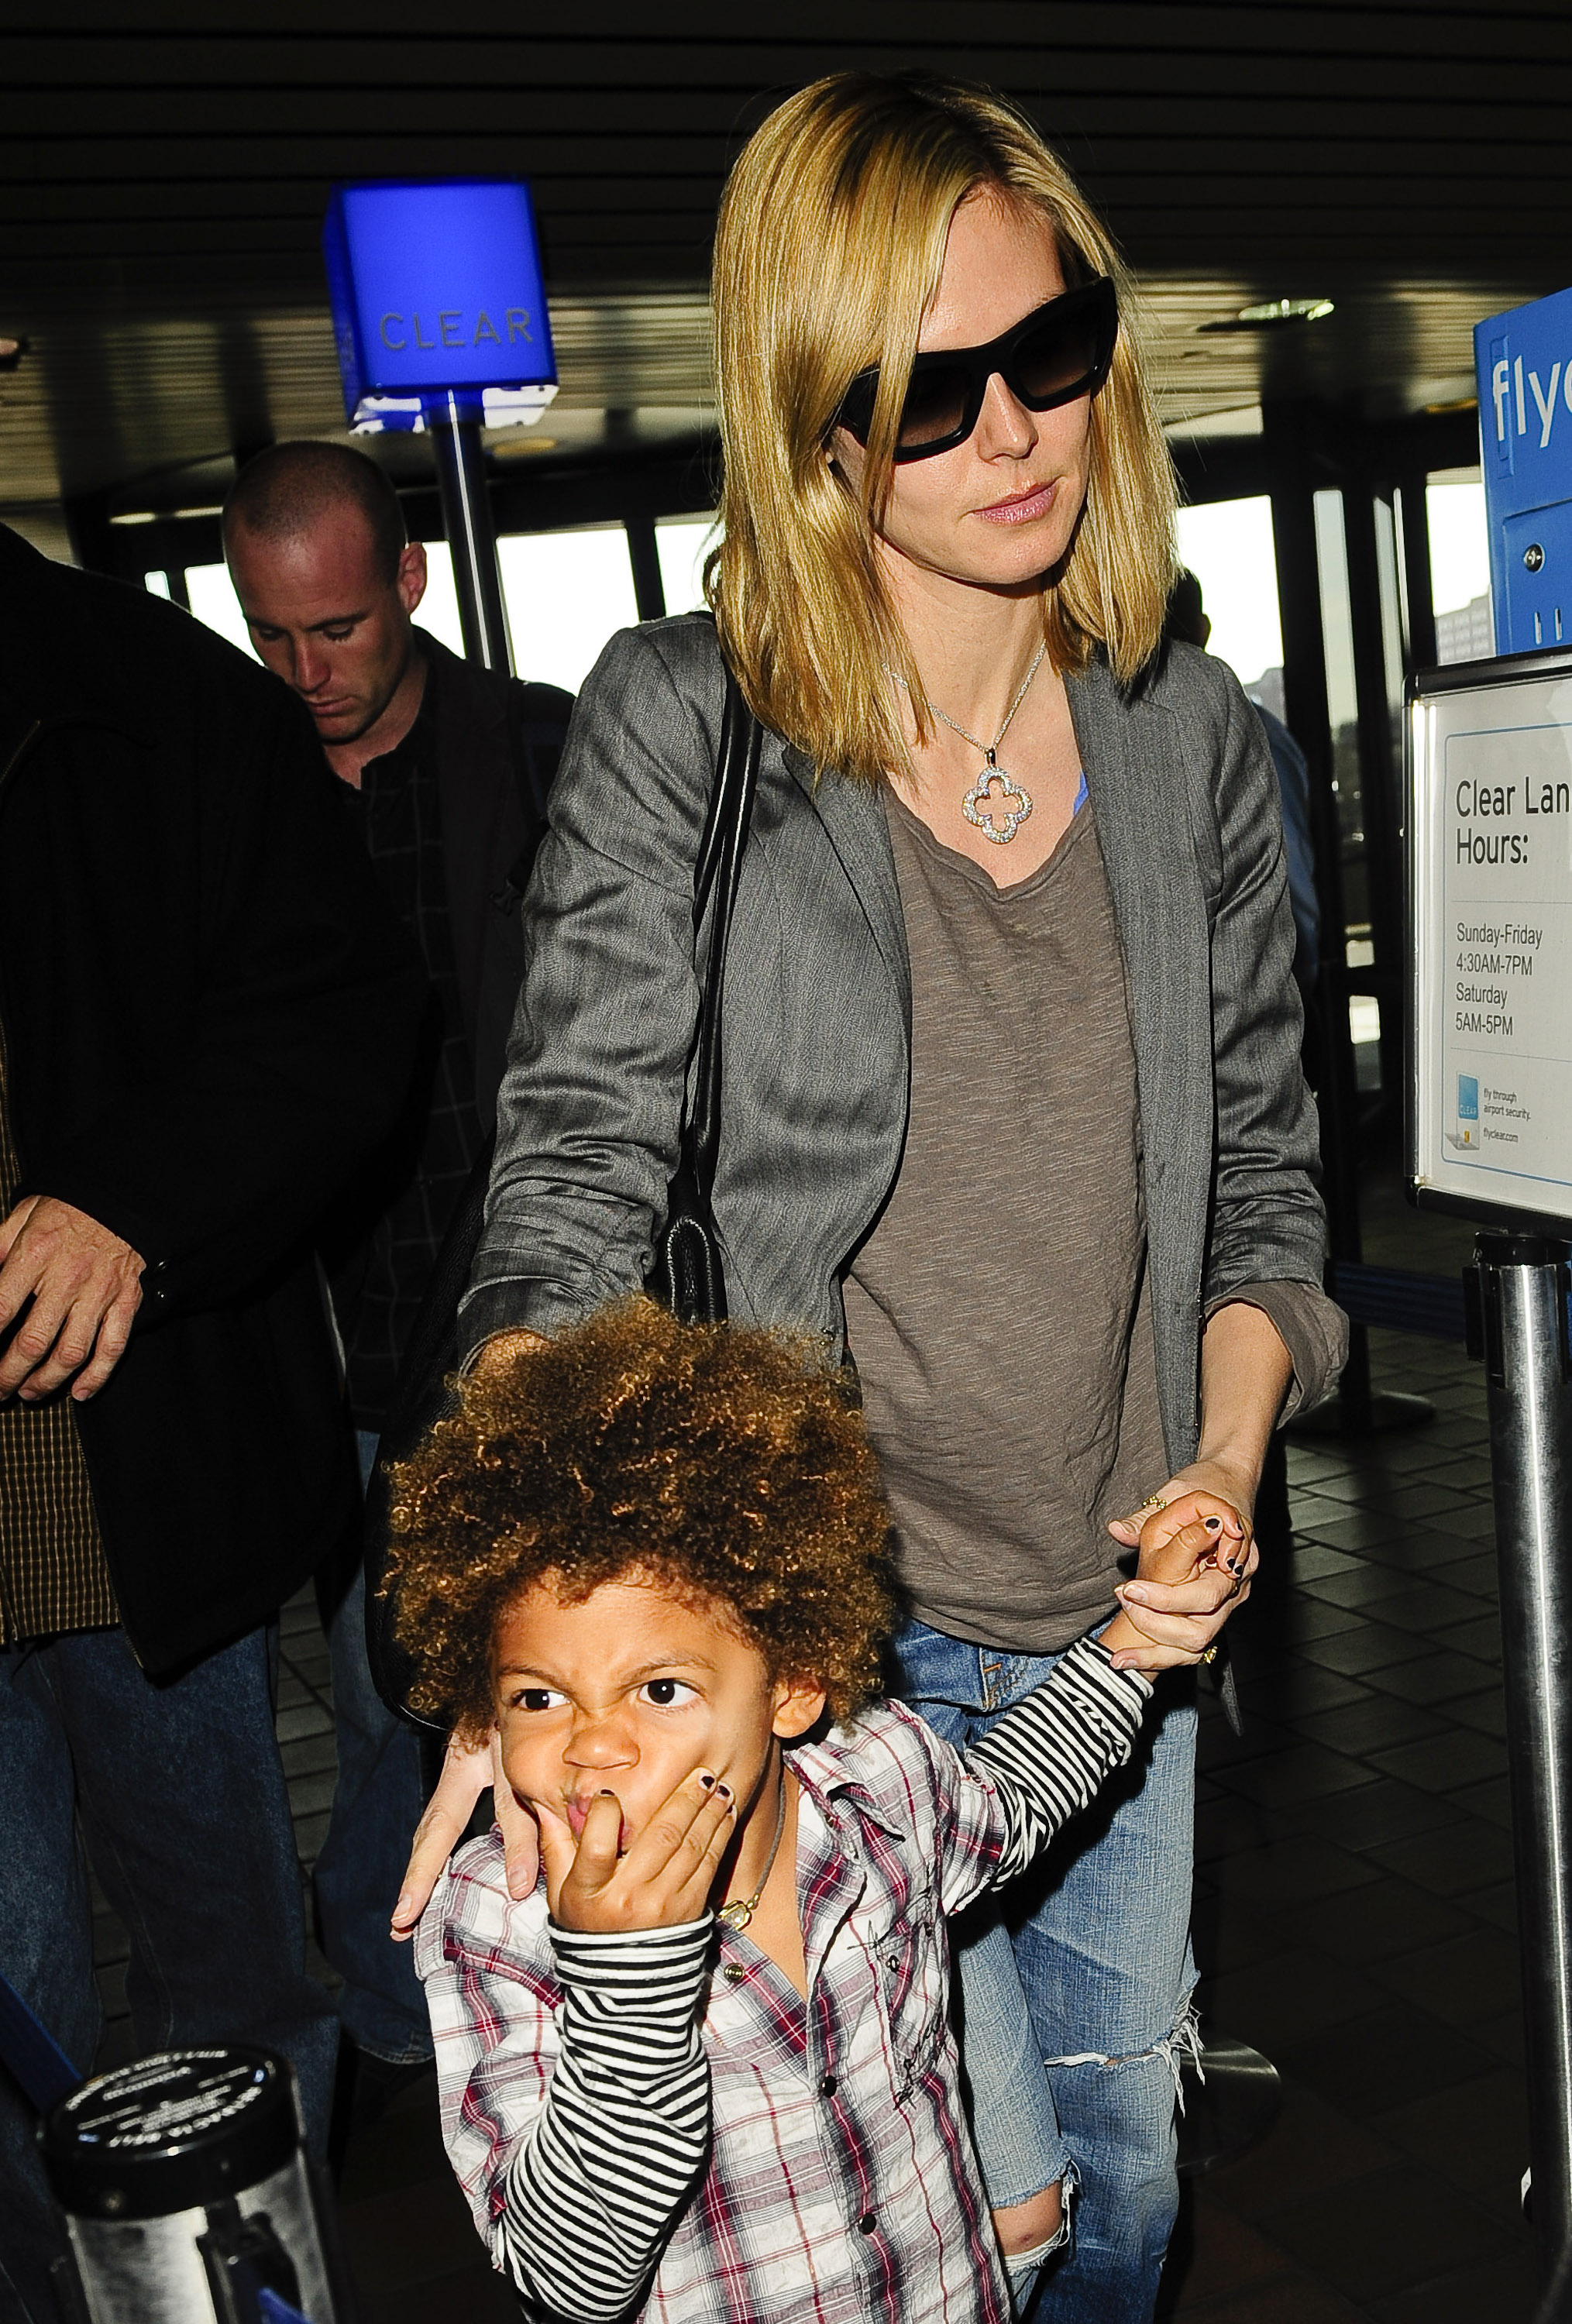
[384,1298,896,1741]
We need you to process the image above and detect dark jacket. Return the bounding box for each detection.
[418,628,571,1130]
[0,526,426,1677]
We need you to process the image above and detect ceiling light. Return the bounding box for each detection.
[108,504,223,527]
[0,335,28,369]
[1200,298,1334,336]
[1238,297,1333,325]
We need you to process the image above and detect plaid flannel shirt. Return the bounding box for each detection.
[418,1636,1148,2324]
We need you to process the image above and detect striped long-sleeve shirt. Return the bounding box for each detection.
[418,1633,1151,2324]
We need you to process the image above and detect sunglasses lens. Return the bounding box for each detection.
[896,364,971,451]
[1015,310,1105,407]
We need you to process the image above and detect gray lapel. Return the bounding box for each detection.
[1066,661,1213,1197]
[783,744,911,1035]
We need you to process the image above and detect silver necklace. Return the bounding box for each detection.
[892,641,1046,845]
[717,1775,787,1934]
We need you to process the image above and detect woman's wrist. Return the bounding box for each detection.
[1169,1454,1258,1523]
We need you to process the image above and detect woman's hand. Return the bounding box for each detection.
[391,1729,542,1940]
[1104,1300,1289,1668]
[1104,1477,1257,1670]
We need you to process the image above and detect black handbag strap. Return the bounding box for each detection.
[365,659,761,1726]
[683,669,762,1202]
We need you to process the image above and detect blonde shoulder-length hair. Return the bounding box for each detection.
[708,72,1178,784]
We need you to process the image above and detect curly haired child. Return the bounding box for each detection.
[387,1298,1233,2324]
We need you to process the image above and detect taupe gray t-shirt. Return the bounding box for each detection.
[843,787,1169,1652]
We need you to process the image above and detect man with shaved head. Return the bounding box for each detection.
[225,441,572,2133]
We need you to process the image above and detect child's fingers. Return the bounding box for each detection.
[549,1791,626,1928]
[618,1768,732,1894]
[1149,1517,1254,1587]
[575,1792,627,1889]
[1109,1486,1247,1548]
[666,1781,741,1920]
[531,1798,580,1914]
[1137,1490,1244,1552]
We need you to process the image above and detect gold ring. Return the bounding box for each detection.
[1137,1493,1168,1514]
[1200,1644,1219,1666]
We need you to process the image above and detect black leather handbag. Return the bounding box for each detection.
[363,662,761,1727]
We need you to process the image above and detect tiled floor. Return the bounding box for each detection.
[1165,1318,1536,2322]
[88,1190,1542,2320]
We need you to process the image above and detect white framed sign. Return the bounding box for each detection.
[1409,645,1572,1231]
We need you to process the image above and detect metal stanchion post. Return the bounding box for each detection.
[427,390,513,675]
[1469,1232,1572,2314]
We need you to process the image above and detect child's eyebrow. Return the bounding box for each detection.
[494,1655,721,1683]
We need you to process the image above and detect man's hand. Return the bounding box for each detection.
[535,1769,738,1935]
[391,1729,542,1939]
[0,1197,144,1403]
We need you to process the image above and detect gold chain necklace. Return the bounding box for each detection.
[717,1776,787,1934]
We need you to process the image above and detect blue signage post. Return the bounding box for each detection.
[1474,284,1572,658]
[323,177,558,671]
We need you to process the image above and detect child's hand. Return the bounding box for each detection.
[535,1769,738,1935]
[1135,1490,1242,1585]
[1102,1490,1253,1672]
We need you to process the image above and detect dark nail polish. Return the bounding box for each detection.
[597,1788,617,1799]
[700,1773,715,1789]
[716,1783,733,1800]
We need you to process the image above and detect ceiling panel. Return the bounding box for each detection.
[3,0,1567,511]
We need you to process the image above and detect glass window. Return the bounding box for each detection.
[413,541,466,658]
[499,524,639,693]
[656,514,719,617]
[184,562,257,661]
[1427,470,1491,663]
[1312,488,1364,913]
[1173,497,1283,694]
[143,571,172,600]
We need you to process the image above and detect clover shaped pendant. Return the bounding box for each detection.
[961,754,1034,845]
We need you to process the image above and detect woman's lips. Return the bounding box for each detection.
[975,481,1054,525]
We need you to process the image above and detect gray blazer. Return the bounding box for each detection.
[463,615,1333,1472]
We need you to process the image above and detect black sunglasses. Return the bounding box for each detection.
[832,276,1119,462]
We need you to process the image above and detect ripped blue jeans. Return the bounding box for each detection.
[892,1622,1198,2324]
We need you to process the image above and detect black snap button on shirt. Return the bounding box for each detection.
[819,2074,838,2097]
[858,2212,877,2235]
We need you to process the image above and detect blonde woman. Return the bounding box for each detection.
[401,73,1345,2320]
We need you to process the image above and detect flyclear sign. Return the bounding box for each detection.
[1475,283,1572,656]
[1409,651,1572,1229]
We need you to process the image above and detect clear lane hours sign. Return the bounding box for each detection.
[1409,647,1572,1229]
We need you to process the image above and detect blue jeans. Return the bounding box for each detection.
[0,1624,340,2324]
[893,1621,1197,2324]
[311,1430,432,2064]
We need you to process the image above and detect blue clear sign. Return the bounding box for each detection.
[1474,283,1572,655]
[323,178,557,434]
